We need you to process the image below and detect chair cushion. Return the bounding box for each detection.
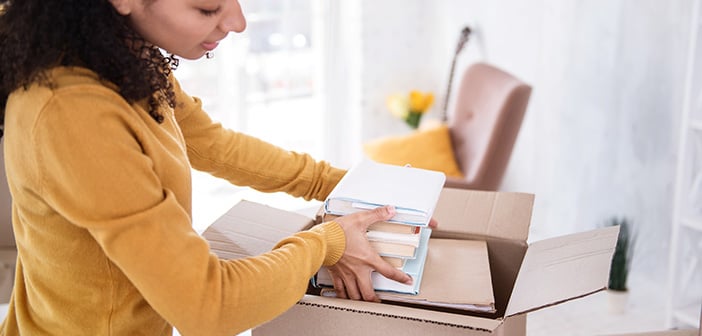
[363,124,464,178]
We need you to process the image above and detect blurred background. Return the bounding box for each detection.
[173,1,701,334]
[2,0,697,335]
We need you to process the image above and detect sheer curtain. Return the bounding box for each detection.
[316,0,363,169]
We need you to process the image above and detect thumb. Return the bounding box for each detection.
[369,205,396,223]
[353,205,396,230]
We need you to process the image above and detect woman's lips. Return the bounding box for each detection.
[202,41,219,51]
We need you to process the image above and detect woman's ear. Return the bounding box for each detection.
[109,0,133,15]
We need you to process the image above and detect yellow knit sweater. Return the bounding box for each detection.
[0,67,346,336]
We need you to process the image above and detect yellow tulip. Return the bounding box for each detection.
[386,93,409,119]
[386,90,435,129]
[409,91,435,113]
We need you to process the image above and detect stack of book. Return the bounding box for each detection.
[323,215,424,270]
[369,221,422,269]
[314,159,445,295]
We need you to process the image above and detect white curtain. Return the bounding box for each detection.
[316,0,364,168]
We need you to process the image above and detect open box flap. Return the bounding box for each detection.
[505,226,620,316]
[432,188,534,241]
[297,295,504,332]
[201,200,315,259]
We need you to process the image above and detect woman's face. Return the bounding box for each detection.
[110,0,247,59]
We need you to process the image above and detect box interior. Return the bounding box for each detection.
[306,225,528,321]
[304,188,536,323]
[202,189,618,332]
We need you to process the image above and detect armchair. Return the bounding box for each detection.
[444,62,532,190]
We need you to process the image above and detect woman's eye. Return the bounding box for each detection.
[199,7,221,17]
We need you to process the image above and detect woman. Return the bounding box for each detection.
[0,1,415,335]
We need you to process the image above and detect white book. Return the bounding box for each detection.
[324,159,446,226]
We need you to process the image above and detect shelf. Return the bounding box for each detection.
[673,304,702,328]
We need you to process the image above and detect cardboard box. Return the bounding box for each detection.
[203,188,619,336]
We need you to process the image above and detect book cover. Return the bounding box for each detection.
[324,159,446,226]
[366,229,422,258]
[368,221,420,234]
[369,240,417,259]
[381,256,407,269]
[366,230,421,246]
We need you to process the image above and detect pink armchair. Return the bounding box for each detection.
[444,63,532,190]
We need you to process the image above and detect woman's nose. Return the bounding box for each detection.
[219,1,247,33]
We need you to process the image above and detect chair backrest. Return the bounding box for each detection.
[448,62,531,190]
[0,142,14,248]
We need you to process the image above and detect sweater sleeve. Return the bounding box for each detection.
[172,78,346,202]
[30,88,346,336]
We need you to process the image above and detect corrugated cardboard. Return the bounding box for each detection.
[202,188,619,335]
[202,200,314,260]
[254,295,526,336]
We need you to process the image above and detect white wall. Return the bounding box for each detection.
[348,0,692,288]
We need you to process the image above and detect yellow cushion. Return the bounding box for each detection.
[363,124,464,178]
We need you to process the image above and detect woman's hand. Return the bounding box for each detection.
[326,206,412,302]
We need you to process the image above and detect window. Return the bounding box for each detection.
[177,0,326,230]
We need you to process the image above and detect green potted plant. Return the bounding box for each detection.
[606,217,635,313]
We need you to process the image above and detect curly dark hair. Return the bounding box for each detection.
[0,0,178,138]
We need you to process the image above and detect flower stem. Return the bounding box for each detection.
[406,111,422,129]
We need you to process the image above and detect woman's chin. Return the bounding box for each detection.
[168,50,206,61]
[180,53,204,61]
